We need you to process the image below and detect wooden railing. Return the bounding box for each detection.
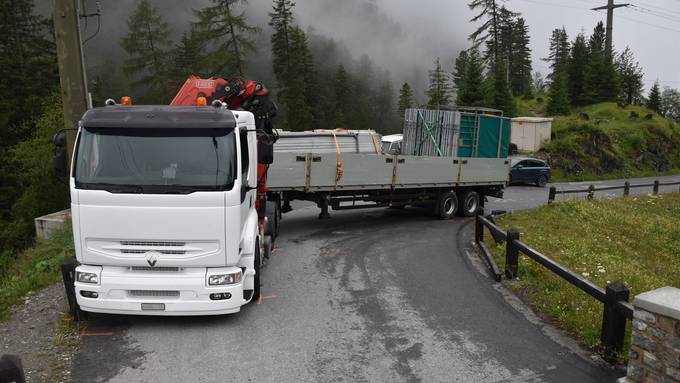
[548,179,680,204]
[474,209,633,362]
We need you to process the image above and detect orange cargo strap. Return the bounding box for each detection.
[331,131,344,188]
[369,131,380,154]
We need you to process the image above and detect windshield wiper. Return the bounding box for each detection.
[77,183,141,193]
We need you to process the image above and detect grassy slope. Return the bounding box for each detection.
[0,225,73,319]
[514,97,680,181]
[490,193,680,356]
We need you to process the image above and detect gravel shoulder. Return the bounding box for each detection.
[0,283,78,383]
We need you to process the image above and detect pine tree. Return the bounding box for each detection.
[584,22,619,103]
[170,30,207,88]
[547,70,570,116]
[283,26,314,131]
[647,81,661,114]
[193,0,257,76]
[397,83,414,118]
[452,50,469,92]
[510,17,532,97]
[426,57,452,109]
[458,47,485,106]
[616,47,644,105]
[120,0,171,101]
[332,65,352,128]
[269,0,295,83]
[567,33,589,106]
[372,71,395,133]
[491,60,516,115]
[545,28,570,81]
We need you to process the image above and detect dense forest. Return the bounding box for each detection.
[2,0,680,260]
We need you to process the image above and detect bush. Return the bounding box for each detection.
[0,94,70,261]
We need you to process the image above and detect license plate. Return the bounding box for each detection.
[141,303,165,311]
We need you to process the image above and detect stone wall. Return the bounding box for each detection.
[623,287,680,383]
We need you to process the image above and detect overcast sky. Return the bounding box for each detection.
[38,0,680,94]
[284,0,680,93]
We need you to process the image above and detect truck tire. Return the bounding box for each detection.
[265,201,277,239]
[252,240,261,302]
[263,235,273,259]
[459,190,480,217]
[437,191,458,220]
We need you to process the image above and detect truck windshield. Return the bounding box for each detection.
[74,128,236,193]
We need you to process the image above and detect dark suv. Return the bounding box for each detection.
[509,157,551,187]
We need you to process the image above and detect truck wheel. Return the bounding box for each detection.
[459,190,480,217]
[252,240,261,302]
[263,235,273,259]
[265,201,277,239]
[437,192,458,220]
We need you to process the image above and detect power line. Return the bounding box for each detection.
[602,10,680,33]
[628,4,680,24]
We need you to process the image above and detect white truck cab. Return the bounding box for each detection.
[58,105,261,316]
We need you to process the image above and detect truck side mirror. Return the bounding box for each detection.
[53,131,68,177]
[258,136,274,165]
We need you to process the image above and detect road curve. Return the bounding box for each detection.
[69,180,644,382]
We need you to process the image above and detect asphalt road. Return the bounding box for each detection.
[71,175,680,383]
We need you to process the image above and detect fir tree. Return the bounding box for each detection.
[490,60,516,115]
[567,33,589,106]
[269,0,295,83]
[453,50,469,91]
[372,71,395,133]
[170,30,207,88]
[332,65,352,128]
[397,82,414,118]
[426,57,452,110]
[283,26,314,131]
[547,70,570,116]
[647,81,661,114]
[457,47,485,106]
[510,17,532,97]
[616,47,644,105]
[193,0,257,76]
[120,0,171,101]
[544,28,570,81]
[585,22,619,103]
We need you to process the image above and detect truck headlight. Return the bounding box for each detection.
[208,271,242,286]
[76,271,99,284]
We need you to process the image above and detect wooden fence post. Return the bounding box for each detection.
[505,228,520,279]
[601,281,630,362]
[587,185,595,200]
[548,186,556,204]
[653,180,659,195]
[475,207,484,243]
[623,181,630,197]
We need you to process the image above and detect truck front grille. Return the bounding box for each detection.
[121,241,186,247]
[119,241,187,255]
[129,266,181,272]
[128,290,180,298]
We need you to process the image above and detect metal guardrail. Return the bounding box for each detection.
[474,208,632,362]
[548,179,680,204]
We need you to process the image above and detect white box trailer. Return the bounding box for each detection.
[510,117,553,152]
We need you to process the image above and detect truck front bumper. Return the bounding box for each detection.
[75,265,250,316]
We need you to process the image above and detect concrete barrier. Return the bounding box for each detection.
[34,209,70,239]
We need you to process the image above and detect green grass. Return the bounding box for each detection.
[0,225,73,319]
[514,101,680,182]
[515,93,548,117]
[488,193,680,358]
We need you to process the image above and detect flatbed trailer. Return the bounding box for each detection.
[267,153,508,219]
[265,109,511,221]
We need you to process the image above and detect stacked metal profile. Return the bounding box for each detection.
[402,109,460,157]
[273,130,381,154]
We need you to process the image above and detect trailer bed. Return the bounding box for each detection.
[267,152,509,193]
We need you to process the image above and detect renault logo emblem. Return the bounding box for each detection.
[146,253,158,267]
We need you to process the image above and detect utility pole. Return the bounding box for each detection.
[53,0,89,161]
[592,0,630,55]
